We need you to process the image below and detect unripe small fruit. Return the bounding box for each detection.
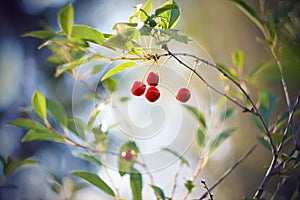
[131,81,146,96]
[176,87,191,103]
[121,149,135,161]
[146,72,159,86]
[145,86,160,102]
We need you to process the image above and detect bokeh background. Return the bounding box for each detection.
[0,0,299,199]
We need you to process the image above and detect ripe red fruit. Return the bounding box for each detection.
[146,72,159,86]
[145,86,160,102]
[131,81,146,96]
[121,149,135,161]
[176,87,191,103]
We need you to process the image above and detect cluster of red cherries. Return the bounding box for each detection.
[130,71,191,103]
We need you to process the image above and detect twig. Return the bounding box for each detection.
[199,141,259,200]
[271,177,286,200]
[201,180,213,200]
[170,162,184,199]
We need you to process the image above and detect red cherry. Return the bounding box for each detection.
[145,86,160,102]
[146,72,159,86]
[176,88,191,103]
[121,149,135,161]
[131,81,146,96]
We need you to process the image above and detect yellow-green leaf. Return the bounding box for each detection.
[101,62,137,81]
[72,25,104,44]
[58,3,74,36]
[32,91,47,120]
[22,129,65,143]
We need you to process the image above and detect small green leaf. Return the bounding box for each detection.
[231,50,245,69]
[89,65,103,75]
[257,136,271,152]
[130,168,143,200]
[73,152,102,166]
[141,0,153,22]
[184,180,195,194]
[58,3,74,36]
[67,117,86,140]
[32,91,47,120]
[159,29,188,44]
[22,129,65,143]
[249,62,270,80]
[9,118,47,131]
[72,25,104,44]
[196,129,205,147]
[55,55,103,77]
[101,62,137,81]
[150,185,165,200]
[72,171,115,197]
[3,157,36,176]
[118,141,139,176]
[209,128,238,155]
[257,90,279,126]
[220,108,236,121]
[216,63,239,83]
[22,30,56,40]
[46,98,68,127]
[184,105,206,129]
[162,148,189,166]
[155,4,178,17]
[230,0,264,34]
[102,77,118,92]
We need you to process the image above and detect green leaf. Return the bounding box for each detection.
[72,171,115,197]
[159,29,188,44]
[184,180,195,194]
[73,152,101,166]
[141,0,153,22]
[257,90,279,125]
[89,65,102,75]
[72,25,104,44]
[67,117,86,140]
[196,129,205,147]
[130,168,143,200]
[3,157,36,176]
[230,0,264,34]
[22,129,65,143]
[209,128,238,155]
[58,2,74,36]
[155,0,180,29]
[161,148,189,166]
[118,141,139,176]
[150,185,165,200]
[46,98,68,127]
[32,91,47,120]
[184,105,206,129]
[101,62,137,81]
[102,77,118,92]
[9,118,47,131]
[22,30,56,40]
[55,55,103,77]
[231,50,245,69]
[216,63,239,83]
[257,136,271,152]
[249,62,270,80]
[220,108,236,121]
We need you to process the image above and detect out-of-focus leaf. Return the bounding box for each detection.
[118,141,139,176]
[32,91,47,120]
[162,148,189,166]
[160,29,188,44]
[155,4,178,17]
[102,77,118,92]
[184,180,195,194]
[155,0,180,29]
[55,55,103,77]
[216,63,239,83]
[130,168,143,200]
[22,30,56,40]
[130,0,152,23]
[58,3,74,36]
[209,128,238,155]
[291,179,300,200]
[89,65,102,75]
[73,152,102,166]
[196,129,205,147]
[150,185,165,200]
[184,105,206,129]
[46,98,68,127]
[101,62,137,81]
[72,171,115,197]
[231,50,245,69]
[9,118,47,131]
[3,157,36,176]
[249,62,270,80]
[230,0,264,34]
[72,25,104,44]
[257,90,279,125]
[67,117,86,140]
[257,136,271,152]
[220,108,236,121]
[22,129,65,143]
